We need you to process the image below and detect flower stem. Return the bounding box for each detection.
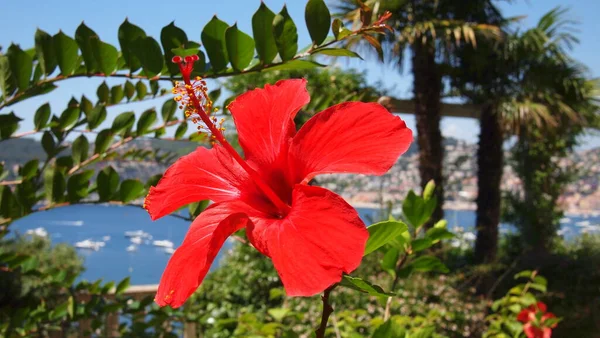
[315,285,336,338]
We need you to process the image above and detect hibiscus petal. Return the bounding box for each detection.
[523,323,545,338]
[517,308,533,323]
[155,202,248,308]
[536,301,547,313]
[246,185,368,296]
[289,102,412,184]
[145,145,248,220]
[228,79,310,166]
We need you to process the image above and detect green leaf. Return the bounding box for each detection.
[174,121,188,139]
[34,103,51,130]
[91,39,118,75]
[533,275,547,287]
[160,22,188,75]
[411,327,435,338]
[0,112,22,139]
[124,81,135,101]
[402,190,436,227]
[119,179,145,203]
[425,227,455,243]
[50,297,73,320]
[171,47,199,57]
[34,29,57,76]
[20,159,39,179]
[137,109,157,135]
[340,275,394,297]
[150,80,159,96]
[130,37,164,78]
[305,0,331,46]
[67,170,93,201]
[365,220,409,256]
[57,106,81,131]
[514,270,533,280]
[111,112,135,135]
[273,6,298,61]
[201,16,230,72]
[118,19,146,72]
[411,238,433,252]
[381,247,400,273]
[97,81,109,103]
[75,22,100,73]
[7,44,33,92]
[266,59,324,71]
[53,31,79,76]
[97,166,119,201]
[188,200,209,218]
[372,319,406,338]
[110,85,124,104]
[225,24,255,71]
[433,219,447,229]
[161,99,177,122]
[423,180,436,200]
[402,256,449,275]
[85,105,106,130]
[331,18,348,40]
[252,2,277,64]
[267,308,290,322]
[115,277,130,295]
[94,129,113,154]
[71,135,89,166]
[0,55,14,101]
[48,168,66,203]
[135,80,147,100]
[41,131,55,156]
[311,48,362,59]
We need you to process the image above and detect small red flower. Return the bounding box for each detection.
[145,57,412,308]
[517,302,558,338]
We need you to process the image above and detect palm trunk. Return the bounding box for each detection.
[412,42,444,227]
[474,104,503,263]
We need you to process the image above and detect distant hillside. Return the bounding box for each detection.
[0,137,199,177]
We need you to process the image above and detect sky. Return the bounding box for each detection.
[0,0,599,148]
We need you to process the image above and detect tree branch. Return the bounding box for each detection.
[315,284,337,338]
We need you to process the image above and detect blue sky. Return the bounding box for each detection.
[1,0,598,148]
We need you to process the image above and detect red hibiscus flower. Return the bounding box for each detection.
[517,302,559,338]
[145,56,413,308]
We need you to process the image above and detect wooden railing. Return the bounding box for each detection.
[53,284,198,338]
[378,96,482,119]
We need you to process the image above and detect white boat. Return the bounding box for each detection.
[152,240,174,248]
[462,232,476,241]
[559,217,571,224]
[102,236,111,241]
[75,239,105,251]
[126,245,137,252]
[576,221,591,227]
[130,236,143,245]
[124,230,152,239]
[164,247,175,254]
[25,227,48,237]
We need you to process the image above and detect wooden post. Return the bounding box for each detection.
[105,312,120,337]
[183,322,197,338]
[78,319,92,338]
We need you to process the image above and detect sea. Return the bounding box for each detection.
[9,204,600,285]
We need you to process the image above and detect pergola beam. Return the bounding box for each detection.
[377,96,482,119]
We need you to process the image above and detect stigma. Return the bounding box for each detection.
[171,56,225,144]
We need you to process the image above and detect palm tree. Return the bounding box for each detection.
[453,7,597,262]
[336,0,502,226]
